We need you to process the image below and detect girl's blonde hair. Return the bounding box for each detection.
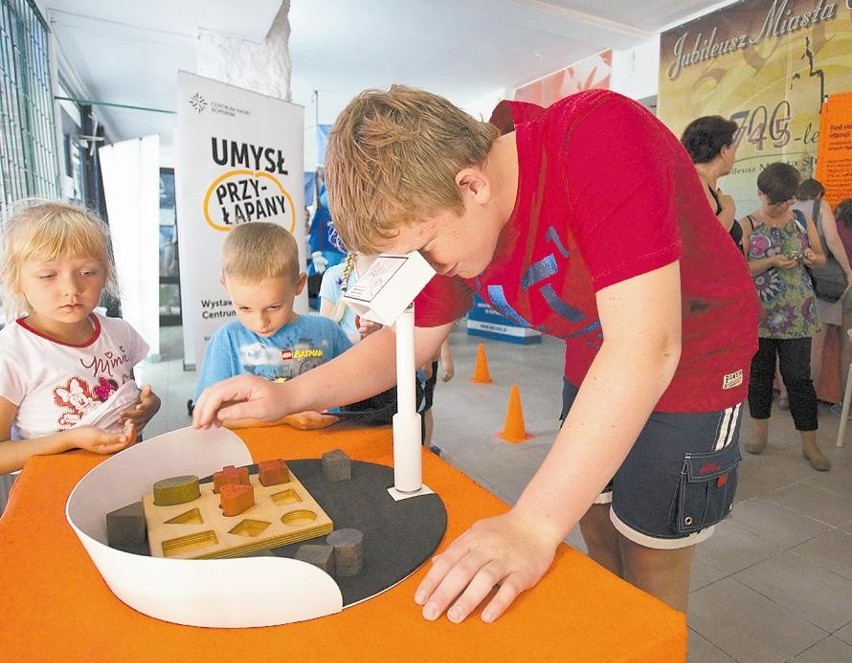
[328,252,356,323]
[0,199,119,321]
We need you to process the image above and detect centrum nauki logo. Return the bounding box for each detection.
[189,92,207,114]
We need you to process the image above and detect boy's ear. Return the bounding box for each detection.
[455,167,490,203]
[294,272,308,295]
[219,275,226,287]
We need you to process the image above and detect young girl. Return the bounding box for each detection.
[0,199,161,474]
[319,251,454,445]
[318,251,381,343]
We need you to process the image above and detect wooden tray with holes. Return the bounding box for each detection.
[142,469,333,560]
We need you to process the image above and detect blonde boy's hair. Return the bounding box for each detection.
[221,222,300,284]
[0,199,119,321]
[325,84,500,254]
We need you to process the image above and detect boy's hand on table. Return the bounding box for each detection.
[281,410,339,430]
[192,375,287,428]
[414,509,559,624]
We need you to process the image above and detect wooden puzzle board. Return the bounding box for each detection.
[142,470,333,560]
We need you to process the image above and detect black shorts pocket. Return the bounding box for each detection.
[671,442,741,535]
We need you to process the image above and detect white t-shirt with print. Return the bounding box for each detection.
[0,314,148,439]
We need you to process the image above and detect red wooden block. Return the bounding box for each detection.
[212,465,249,494]
[258,459,290,486]
[219,483,255,517]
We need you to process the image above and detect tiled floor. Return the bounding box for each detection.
[140,323,852,663]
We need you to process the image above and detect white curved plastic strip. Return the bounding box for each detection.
[66,426,343,627]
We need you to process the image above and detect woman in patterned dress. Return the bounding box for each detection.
[740,162,831,471]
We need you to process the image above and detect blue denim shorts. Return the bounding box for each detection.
[561,380,743,549]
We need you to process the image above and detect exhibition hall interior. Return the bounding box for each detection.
[1,1,851,662]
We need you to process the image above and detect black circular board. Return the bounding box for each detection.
[119,460,447,608]
[265,460,447,606]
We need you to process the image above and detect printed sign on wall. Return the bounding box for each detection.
[657,0,852,216]
[815,91,852,207]
[176,71,305,371]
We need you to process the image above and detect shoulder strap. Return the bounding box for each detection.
[744,215,756,231]
[812,198,822,231]
[791,209,811,245]
[707,185,722,215]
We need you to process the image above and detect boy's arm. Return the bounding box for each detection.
[219,321,353,430]
[193,322,453,427]
[415,262,682,624]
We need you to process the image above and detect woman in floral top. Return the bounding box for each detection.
[740,162,830,471]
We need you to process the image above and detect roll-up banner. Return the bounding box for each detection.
[658,0,852,215]
[175,72,305,371]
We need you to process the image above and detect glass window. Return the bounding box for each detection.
[0,0,59,206]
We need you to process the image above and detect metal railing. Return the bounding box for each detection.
[0,0,59,207]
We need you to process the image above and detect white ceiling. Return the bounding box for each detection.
[46,0,737,151]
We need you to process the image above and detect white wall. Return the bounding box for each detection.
[461,88,509,121]
[610,38,661,102]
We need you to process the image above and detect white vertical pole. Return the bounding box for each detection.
[392,304,422,492]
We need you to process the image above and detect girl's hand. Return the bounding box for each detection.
[70,420,138,455]
[357,319,381,340]
[120,385,161,431]
[414,509,559,624]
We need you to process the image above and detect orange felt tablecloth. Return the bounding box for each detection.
[0,424,686,662]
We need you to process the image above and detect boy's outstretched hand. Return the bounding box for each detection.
[414,509,559,624]
[193,375,287,428]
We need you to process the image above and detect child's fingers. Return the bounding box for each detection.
[124,419,138,442]
[93,437,128,454]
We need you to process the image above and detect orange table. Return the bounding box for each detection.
[0,425,686,662]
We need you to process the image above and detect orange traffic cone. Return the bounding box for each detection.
[497,384,531,443]
[470,343,492,384]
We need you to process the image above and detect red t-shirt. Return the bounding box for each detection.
[416,90,758,412]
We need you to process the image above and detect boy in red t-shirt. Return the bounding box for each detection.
[194,85,758,623]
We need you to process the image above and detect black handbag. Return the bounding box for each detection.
[805,200,848,302]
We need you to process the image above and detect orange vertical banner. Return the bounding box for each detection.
[815,92,852,209]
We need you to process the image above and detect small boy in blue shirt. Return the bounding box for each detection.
[195,222,352,405]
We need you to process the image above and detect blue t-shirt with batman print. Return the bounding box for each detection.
[195,314,352,400]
